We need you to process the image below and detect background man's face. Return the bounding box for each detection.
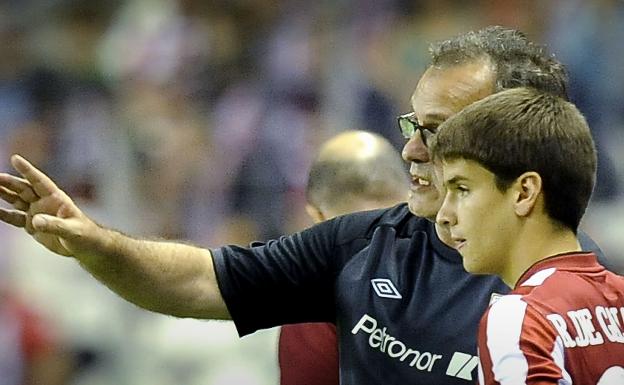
[403,59,495,220]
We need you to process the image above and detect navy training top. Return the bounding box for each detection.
[211,203,603,384]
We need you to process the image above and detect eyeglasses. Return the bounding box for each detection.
[397,112,437,147]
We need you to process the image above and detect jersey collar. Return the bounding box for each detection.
[515,252,601,289]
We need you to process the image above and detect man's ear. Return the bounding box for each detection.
[305,203,326,224]
[513,171,542,217]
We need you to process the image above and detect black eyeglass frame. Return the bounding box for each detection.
[397,112,437,146]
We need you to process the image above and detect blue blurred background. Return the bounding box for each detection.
[1,1,623,384]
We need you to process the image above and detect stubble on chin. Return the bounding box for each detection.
[407,193,443,221]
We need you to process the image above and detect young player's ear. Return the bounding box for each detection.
[513,172,542,217]
[305,203,326,224]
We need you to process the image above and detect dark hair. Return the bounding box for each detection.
[306,132,407,213]
[431,88,596,232]
[429,26,569,99]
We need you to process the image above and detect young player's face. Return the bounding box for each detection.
[436,159,518,276]
[403,59,494,221]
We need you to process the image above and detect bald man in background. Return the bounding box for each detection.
[279,130,408,385]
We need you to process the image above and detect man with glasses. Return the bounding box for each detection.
[0,26,603,384]
[398,113,436,147]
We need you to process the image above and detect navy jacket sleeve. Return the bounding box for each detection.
[211,217,340,336]
[210,208,385,336]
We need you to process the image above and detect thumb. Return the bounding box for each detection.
[32,214,79,239]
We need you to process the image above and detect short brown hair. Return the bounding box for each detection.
[431,88,596,231]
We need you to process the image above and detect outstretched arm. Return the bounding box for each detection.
[0,155,229,319]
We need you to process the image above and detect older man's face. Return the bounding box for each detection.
[402,58,495,221]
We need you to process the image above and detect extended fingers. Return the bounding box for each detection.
[0,208,27,228]
[0,173,39,203]
[0,186,29,211]
[11,155,58,198]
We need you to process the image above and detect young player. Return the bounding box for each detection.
[433,87,624,384]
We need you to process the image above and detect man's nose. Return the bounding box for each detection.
[402,130,430,164]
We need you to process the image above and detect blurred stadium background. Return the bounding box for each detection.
[1,1,623,384]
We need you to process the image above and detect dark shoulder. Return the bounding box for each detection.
[578,230,609,268]
[331,203,428,245]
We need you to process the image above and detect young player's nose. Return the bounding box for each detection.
[436,199,456,227]
[402,130,430,164]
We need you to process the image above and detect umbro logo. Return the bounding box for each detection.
[371,278,402,299]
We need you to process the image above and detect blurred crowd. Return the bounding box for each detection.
[1,0,623,384]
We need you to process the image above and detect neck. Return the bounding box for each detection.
[500,219,581,287]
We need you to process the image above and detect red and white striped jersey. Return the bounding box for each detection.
[478,252,624,385]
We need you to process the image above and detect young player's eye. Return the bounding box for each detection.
[456,185,469,196]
